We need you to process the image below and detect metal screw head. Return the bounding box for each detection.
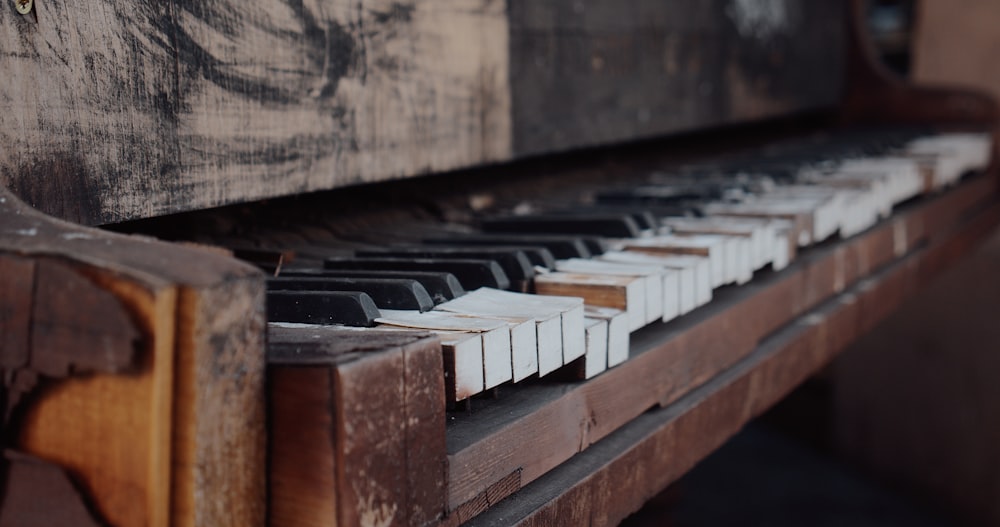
[14,0,32,15]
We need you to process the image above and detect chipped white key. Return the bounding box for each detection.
[554,258,668,323]
[535,272,646,331]
[377,310,512,390]
[585,306,630,368]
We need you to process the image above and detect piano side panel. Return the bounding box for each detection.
[509,0,847,156]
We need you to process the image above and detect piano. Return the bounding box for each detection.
[1,0,997,525]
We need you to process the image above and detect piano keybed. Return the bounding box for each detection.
[245,128,991,405]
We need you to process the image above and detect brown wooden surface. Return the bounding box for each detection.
[443,175,997,512]
[0,1,846,226]
[913,0,1000,103]
[268,325,445,527]
[828,3,1000,524]
[0,186,266,527]
[0,450,101,527]
[462,197,1000,527]
[835,228,1000,526]
[841,0,998,128]
[508,0,846,156]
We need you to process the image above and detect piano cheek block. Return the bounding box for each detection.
[267,325,446,527]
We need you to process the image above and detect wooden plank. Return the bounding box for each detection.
[443,176,997,511]
[466,200,1000,526]
[0,1,848,225]
[267,325,446,527]
[508,0,847,156]
[0,0,510,226]
[0,187,266,527]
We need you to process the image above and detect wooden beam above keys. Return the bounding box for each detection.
[0,2,846,225]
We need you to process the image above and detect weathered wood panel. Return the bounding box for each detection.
[509,0,847,156]
[0,0,510,225]
[0,1,849,225]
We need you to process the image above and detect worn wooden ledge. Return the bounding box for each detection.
[461,184,1000,527]
[442,174,998,519]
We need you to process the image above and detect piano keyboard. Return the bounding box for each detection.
[243,129,991,405]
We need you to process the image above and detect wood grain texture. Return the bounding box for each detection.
[0,187,266,527]
[268,325,446,527]
[443,175,998,511]
[0,0,850,225]
[465,199,1000,526]
[269,367,338,527]
[509,0,846,156]
[0,0,510,225]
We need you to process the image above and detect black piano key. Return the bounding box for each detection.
[422,234,592,259]
[323,257,511,291]
[267,290,381,327]
[356,246,535,281]
[268,277,434,312]
[279,269,466,304]
[545,207,658,230]
[480,214,642,238]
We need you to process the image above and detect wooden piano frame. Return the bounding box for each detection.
[1,0,998,525]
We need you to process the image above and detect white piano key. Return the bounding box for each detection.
[438,288,586,374]
[598,251,709,312]
[554,259,665,324]
[585,306,630,368]
[438,332,486,402]
[661,217,764,272]
[581,318,608,379]
[624,235,726,288]
[447,313,539,382]
[704,201,814,247]
[906,133,992,188]
[376,310,513,389]
[535,272,646,332]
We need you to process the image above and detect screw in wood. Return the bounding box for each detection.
[14,0,32,15]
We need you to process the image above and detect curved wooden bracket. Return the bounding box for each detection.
[842,0,999,128]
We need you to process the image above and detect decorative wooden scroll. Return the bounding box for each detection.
[0,186,267,527]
